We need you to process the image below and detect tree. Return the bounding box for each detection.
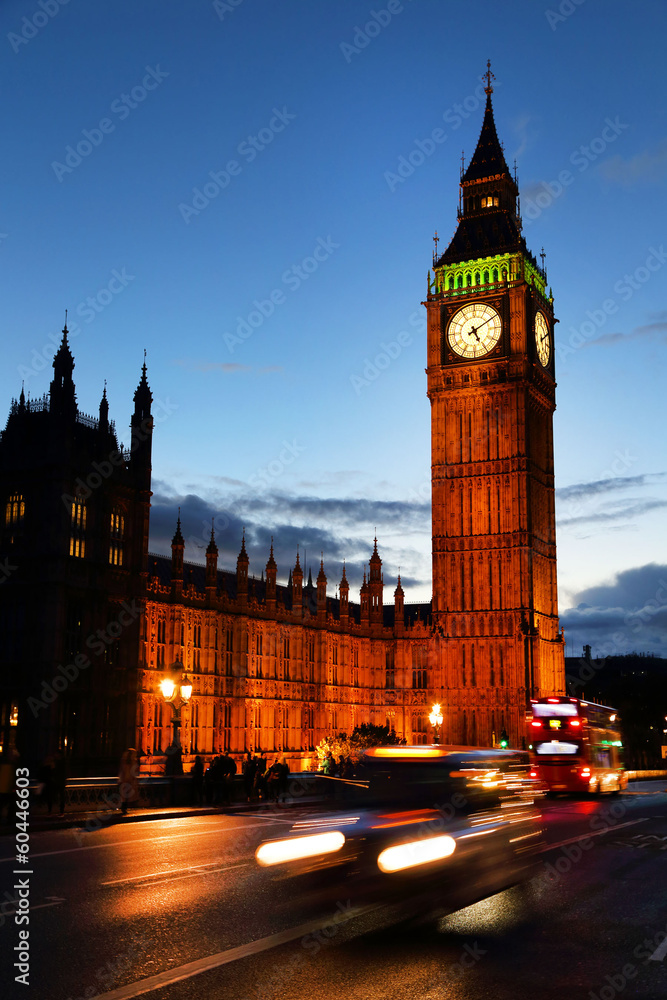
[314,723,400,770]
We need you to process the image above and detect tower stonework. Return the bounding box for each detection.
[425,71,565,747]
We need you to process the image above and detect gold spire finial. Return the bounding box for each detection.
[484,59,495,96]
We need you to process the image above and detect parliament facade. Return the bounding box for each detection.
[0,78,565,773]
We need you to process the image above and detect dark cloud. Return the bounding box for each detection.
[556,473,667,529]
[149,487,430,593]
[561,564,667,658]
[558,498,667,528]
[557,474,649,503]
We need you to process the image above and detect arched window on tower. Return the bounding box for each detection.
[109,507,125,566]
[70,499,86,558]
[412,713,427,745]
[5,493,25,544]
[412,646,427,689]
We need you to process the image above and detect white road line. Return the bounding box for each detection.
[537,817,649,854]
[0,820,274,862]
[101,861,250,887]
[649,935,667,962]
[2,898,66,917]
[86,905,379,1000]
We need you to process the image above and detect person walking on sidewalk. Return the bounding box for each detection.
[118,748,139,815]
[242,752,257,802]
[191,755,204,806]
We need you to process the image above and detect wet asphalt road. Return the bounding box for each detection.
[2,782,667,1000]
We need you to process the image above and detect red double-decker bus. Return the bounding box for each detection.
[527,696,627,795]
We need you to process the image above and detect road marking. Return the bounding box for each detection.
[2,897,66,917]
[538,817,649,854]
[101,861,250,887]
[0,820,274,862]
[85,905,380,1000]
[649,935,667,962]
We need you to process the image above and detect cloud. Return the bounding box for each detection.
[591,320,667,348]
[598,140,667,185]
[561,563,667,658]
[556,472,667,530]
[148,487,432,596]
[558,498,667,529]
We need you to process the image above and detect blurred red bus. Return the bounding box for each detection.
[527,696,627,795]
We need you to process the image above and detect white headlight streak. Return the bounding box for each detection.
[255,831,346,866]
[377,834,457,873]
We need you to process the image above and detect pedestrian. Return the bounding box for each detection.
[221,751,237,805]
[253,752,267,800]
[53,750,67,816]
[265,759,281,802]
[0,752,16,824]
[209,755,224,804]
[276,755,289,802]
[322,751,335,776]
[242,752,257,802]
[192,755,204,806]
[118,748,139,815]
[341,757,354,779]
[38,755,55,813]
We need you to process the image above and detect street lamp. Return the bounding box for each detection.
[159,660,192,772]
[429,703,443,744]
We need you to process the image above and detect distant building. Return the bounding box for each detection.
[0,72,565,771]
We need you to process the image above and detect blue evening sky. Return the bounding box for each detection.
[2,0,667,656]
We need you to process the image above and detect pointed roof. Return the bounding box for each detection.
[339,561,349,591]
[462,90,510,184]
[133,350,153,412]
[266,537,277,573]
[206,520,218,556]
[394,572,404,598]
[436,67,527,267]
[317,556,327,586]
[53,321,74,374]
[293,546,303,579]
[172,510,184,546]
[237,528,249,565]
[370,535,381,566]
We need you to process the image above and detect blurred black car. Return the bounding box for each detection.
[255,745,544,918]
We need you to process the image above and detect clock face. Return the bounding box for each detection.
[447,303,502,358]
[535,311,550,366]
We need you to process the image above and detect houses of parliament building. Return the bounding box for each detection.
[0,78,565,772]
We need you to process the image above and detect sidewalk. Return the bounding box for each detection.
[1,795,328,836]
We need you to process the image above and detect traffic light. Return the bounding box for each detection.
[499,729,509,748]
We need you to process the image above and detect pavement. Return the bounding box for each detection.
[0,795,329,836]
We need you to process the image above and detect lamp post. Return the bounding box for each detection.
[159,660,192,774]
[429,703,443,744]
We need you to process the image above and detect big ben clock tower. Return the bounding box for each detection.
[426,66,565,748]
